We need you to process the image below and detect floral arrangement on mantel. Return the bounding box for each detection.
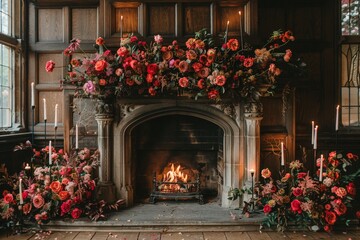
[0,145,124,232]
[230,151,360,232]
[46,29,304,102]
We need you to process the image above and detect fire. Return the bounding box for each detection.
[159,164,189,192]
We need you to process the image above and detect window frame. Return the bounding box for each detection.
[0,0,25,133]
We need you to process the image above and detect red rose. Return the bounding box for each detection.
[334,202,347,216]
[94,60,107,71]
[346,182,356,196]
[290,199,302,213]
[99,79,107,86]
[58,191,70,201]
[148,87,156,96]
[117,47,129,57]
[324,225,331,232]
[45,60,55,72]
[178,77,189,88]
[146,63,158,75]
[50,181,62,193]
[243,58,254,68]
[22,191,28,200]
[263,204,272,214]
[325,211,337,225]
[60,200,72,215]
[325,204,331,210]
[335,187,347,198]
[146,74,154,83]
[71,208,82,219]
[207,89,219,100]
[227,39,239,51]
[130,36,138,43]
[192,62,203,72]
[356,210,360,219]
[297,172,307,179]
[3,193,13,203]
[292,187,303,197]
[96,37,104,46]
[215,75,226,86]
[197,79,205,89]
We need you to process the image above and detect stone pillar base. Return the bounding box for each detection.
[96,182,116,203]
[120,185,134,207]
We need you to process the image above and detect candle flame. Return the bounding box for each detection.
[227,20,229,25]
[239,11,241,15]
[250,169,254,173]
[121,15,123,20]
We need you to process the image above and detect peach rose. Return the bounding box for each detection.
[94,60,107,71]
[50,181,62,193]
[261,168,271,179]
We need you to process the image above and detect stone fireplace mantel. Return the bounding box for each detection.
[96,98,260,208]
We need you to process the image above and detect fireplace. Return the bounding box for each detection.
[132,115,222,203]
[108,99,261,208]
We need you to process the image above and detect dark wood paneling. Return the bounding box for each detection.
[37,8,64,42]
[183,3,211,35]
[72,8,98,41]
[112,2,140,37]
[147,4,175,36]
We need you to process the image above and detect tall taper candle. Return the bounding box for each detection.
[224,20,229,44]
[43,98,47,120]
[49,140,52,165]
[19,178,23,204]
[54,104,58,128]
[75,124,79,149]
[31,82,35,107]
[335,105,339,131]
[120,15,123,44]
[281,142,285,166]
[239,11,244,49]
[311,121,314,144]
[319,154,324,181]
[314,125,318,150]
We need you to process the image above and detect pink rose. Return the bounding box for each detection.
[335,187,347,198]
[33,194,45,209]
[83,81,96,94]
[154,34,163,44]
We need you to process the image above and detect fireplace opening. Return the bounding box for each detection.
[132,114,224,203]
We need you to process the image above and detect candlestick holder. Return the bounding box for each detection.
[54,126,57,149]
[31,106,35,145]
[44,119,47,141]
[249,170,255,212]
[14,205,26,234]
[313,149,317,173]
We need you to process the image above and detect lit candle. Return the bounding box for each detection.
[49,140,52,165]
[335,105,339,131]
[250,169,255,175]
[31,82,35,107]
[319,154,324,182]
[54,104,58,128]
[224,20,229,44]
[281,142,285,166]
[239,11,244,49]
[120,15,123,44]
[75,124,79,149]
[314,125,318,150]
[43,98,47,121]
[311,121,314,144]
[19,178,23,204]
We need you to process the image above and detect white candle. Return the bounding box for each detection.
[319,154,324,182]
[43,98,47,120]
[335,105,339,131]
[54,104,58,128]
[239,11,243,49]
[281,142,285,166]
[314,125,318,150]
[19,178,23,204]
[225,20,229,44]
[49,140,52,165]
[250,169,254,175]
[311,121,314,144]
[120,15,123,44]
[31,82,35,107]
[75,124,79,149]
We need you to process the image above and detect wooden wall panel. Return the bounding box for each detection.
[288,7,322,40]
[38,53,63,84]
[262,97,284,128]
[38,8,64,42]
[72,8,98,41]
[39,91,63,124]
[147,4,175,36]
[114,7,138,36]
[217,6,243,38]
[183,4,211,36]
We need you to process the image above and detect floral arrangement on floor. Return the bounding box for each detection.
[255,151,360,232]
[0,146,124,231]
[46,29,305,102]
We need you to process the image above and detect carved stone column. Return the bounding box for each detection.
[243,101,263,204]
[95,100,116,202]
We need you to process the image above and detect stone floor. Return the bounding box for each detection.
[1,201,360,239]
